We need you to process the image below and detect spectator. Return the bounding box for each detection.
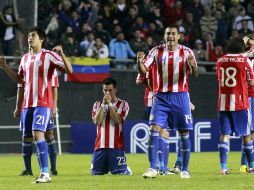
[165,0,186,25]
[145,36,156,52]
[205,32,215,61]
[62,33,80,57]
[193,39,208,62]
[233,6,253,32]
[77,22,92,42]
[122,6,138,38]
[187,0,204,23]
[115,0,128,22]
[200,5,218,40]
[80,31,95,56]
[86,37,109,59]
[129,16,149,40]
[238,19,253,37]
[208,44,224,71]
[183,12,201,48]
[94,21,111,45]
[109,32,136,69]
[60,26,73,44]
[214,10,228,46]
[111,24,122,38]
[0,5,20,56]
[129,30,148,54]
[146,22,162,45]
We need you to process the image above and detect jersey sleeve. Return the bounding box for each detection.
[246,58,254,80]
[92,101,101,120]
[48,51,66,72]
[117,101,129,121]
[143,47,157,70]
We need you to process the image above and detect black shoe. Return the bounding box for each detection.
[19,170,33,176]
[50,169,58,176]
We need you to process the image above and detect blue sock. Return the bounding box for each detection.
[148,130,159,169]
[36,145,42,170]
[22,142,33,172]
[36,139,49,173]
[47,139,57,171]
[241,144,248,166]
[175,138,182,167]
[243,142,254,168]
[163,137,170,171]
[218,141,229,170]
[180,133,191,172]
[158,137,165,171]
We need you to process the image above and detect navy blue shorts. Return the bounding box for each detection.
[20,107,51,137]
[91,148,128,175]
[218,110,250,136]
[149,92,192,131]
[249,98,254,132]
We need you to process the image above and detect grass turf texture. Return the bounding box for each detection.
[0,152,254,190]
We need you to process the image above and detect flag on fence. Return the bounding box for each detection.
[64,57,111,83]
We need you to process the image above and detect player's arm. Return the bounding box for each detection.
[13,86,24,118]
[190,101,195,111]
[136,73,146,85]
[92,102,105,125]
[52,87,58,118]
[0,57,23,83]
[137,51,147,74]
[53,45,73,74]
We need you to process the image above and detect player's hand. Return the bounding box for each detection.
[53,45,64,56]
[13,108,21,118]
[243,36,250,47]
[103,94,112,104]
[187,55,198,77]
[52,107,57,119]
[137,51,145,62]
[190,102,195,111]
[0,57,7,68]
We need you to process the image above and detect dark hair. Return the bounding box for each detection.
[29,26,47,47]
[3,5,12,13]
[226,37,245,53]
[164,24,180,33]
[103,77,117,88]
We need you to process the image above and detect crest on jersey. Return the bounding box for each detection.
[36,60,42,66]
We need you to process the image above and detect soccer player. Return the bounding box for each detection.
[91,77,132,175]
[137,25,198,179]
[0,26,72,183]
[136,69,172,175]
[216,37,254,175]
[14,70,59,176]
[239,34,254,172]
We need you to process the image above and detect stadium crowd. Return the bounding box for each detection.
[1,0,254,70]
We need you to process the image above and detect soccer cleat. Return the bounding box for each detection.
[169,165,181,174]
[239,165,247,173]
[50,169,58,176]
[220,169,230,175]
[142,168,158,179]
[32,173,51,184]
[247,168,254,174]
[164,169,175,175]
[19,170,33,176]
[180,171,191,178]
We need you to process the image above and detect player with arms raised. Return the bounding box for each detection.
[137,24,198,179]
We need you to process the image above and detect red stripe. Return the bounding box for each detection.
[178,48,184,91]
[66,73,111,83]
[104,112,110,148]
[46,50,62,61]
[225,94,230,110]
[95,126,101,150]
[157,48,163,92]
[28,56,34,106]
[168,51,174,92]
[38,52,45,105]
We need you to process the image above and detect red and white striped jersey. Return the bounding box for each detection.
[18,49,65,109]
[136,73,154,107]
[92,98,129,150]
[244,50,254,97]
[143,44,197,93]
[216,53,254,111]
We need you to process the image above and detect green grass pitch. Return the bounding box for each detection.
[1,152,254,190]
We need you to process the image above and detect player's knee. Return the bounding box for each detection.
[179,130,189,139]
[220,135,229,142]
[45,130,54,141]
[150,125,161,131]
[160,129,169,137]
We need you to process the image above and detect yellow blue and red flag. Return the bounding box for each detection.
[65,57,111,83]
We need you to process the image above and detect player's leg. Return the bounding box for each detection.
[108,149,132,175]
[233,110,254,173]
[91,149,109,175]
[32,107,51,183]
[45,117,58,175]
[171,92,193,178]
[170,132,182,173]
[20,109,33,176]
[218,111,232,174]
